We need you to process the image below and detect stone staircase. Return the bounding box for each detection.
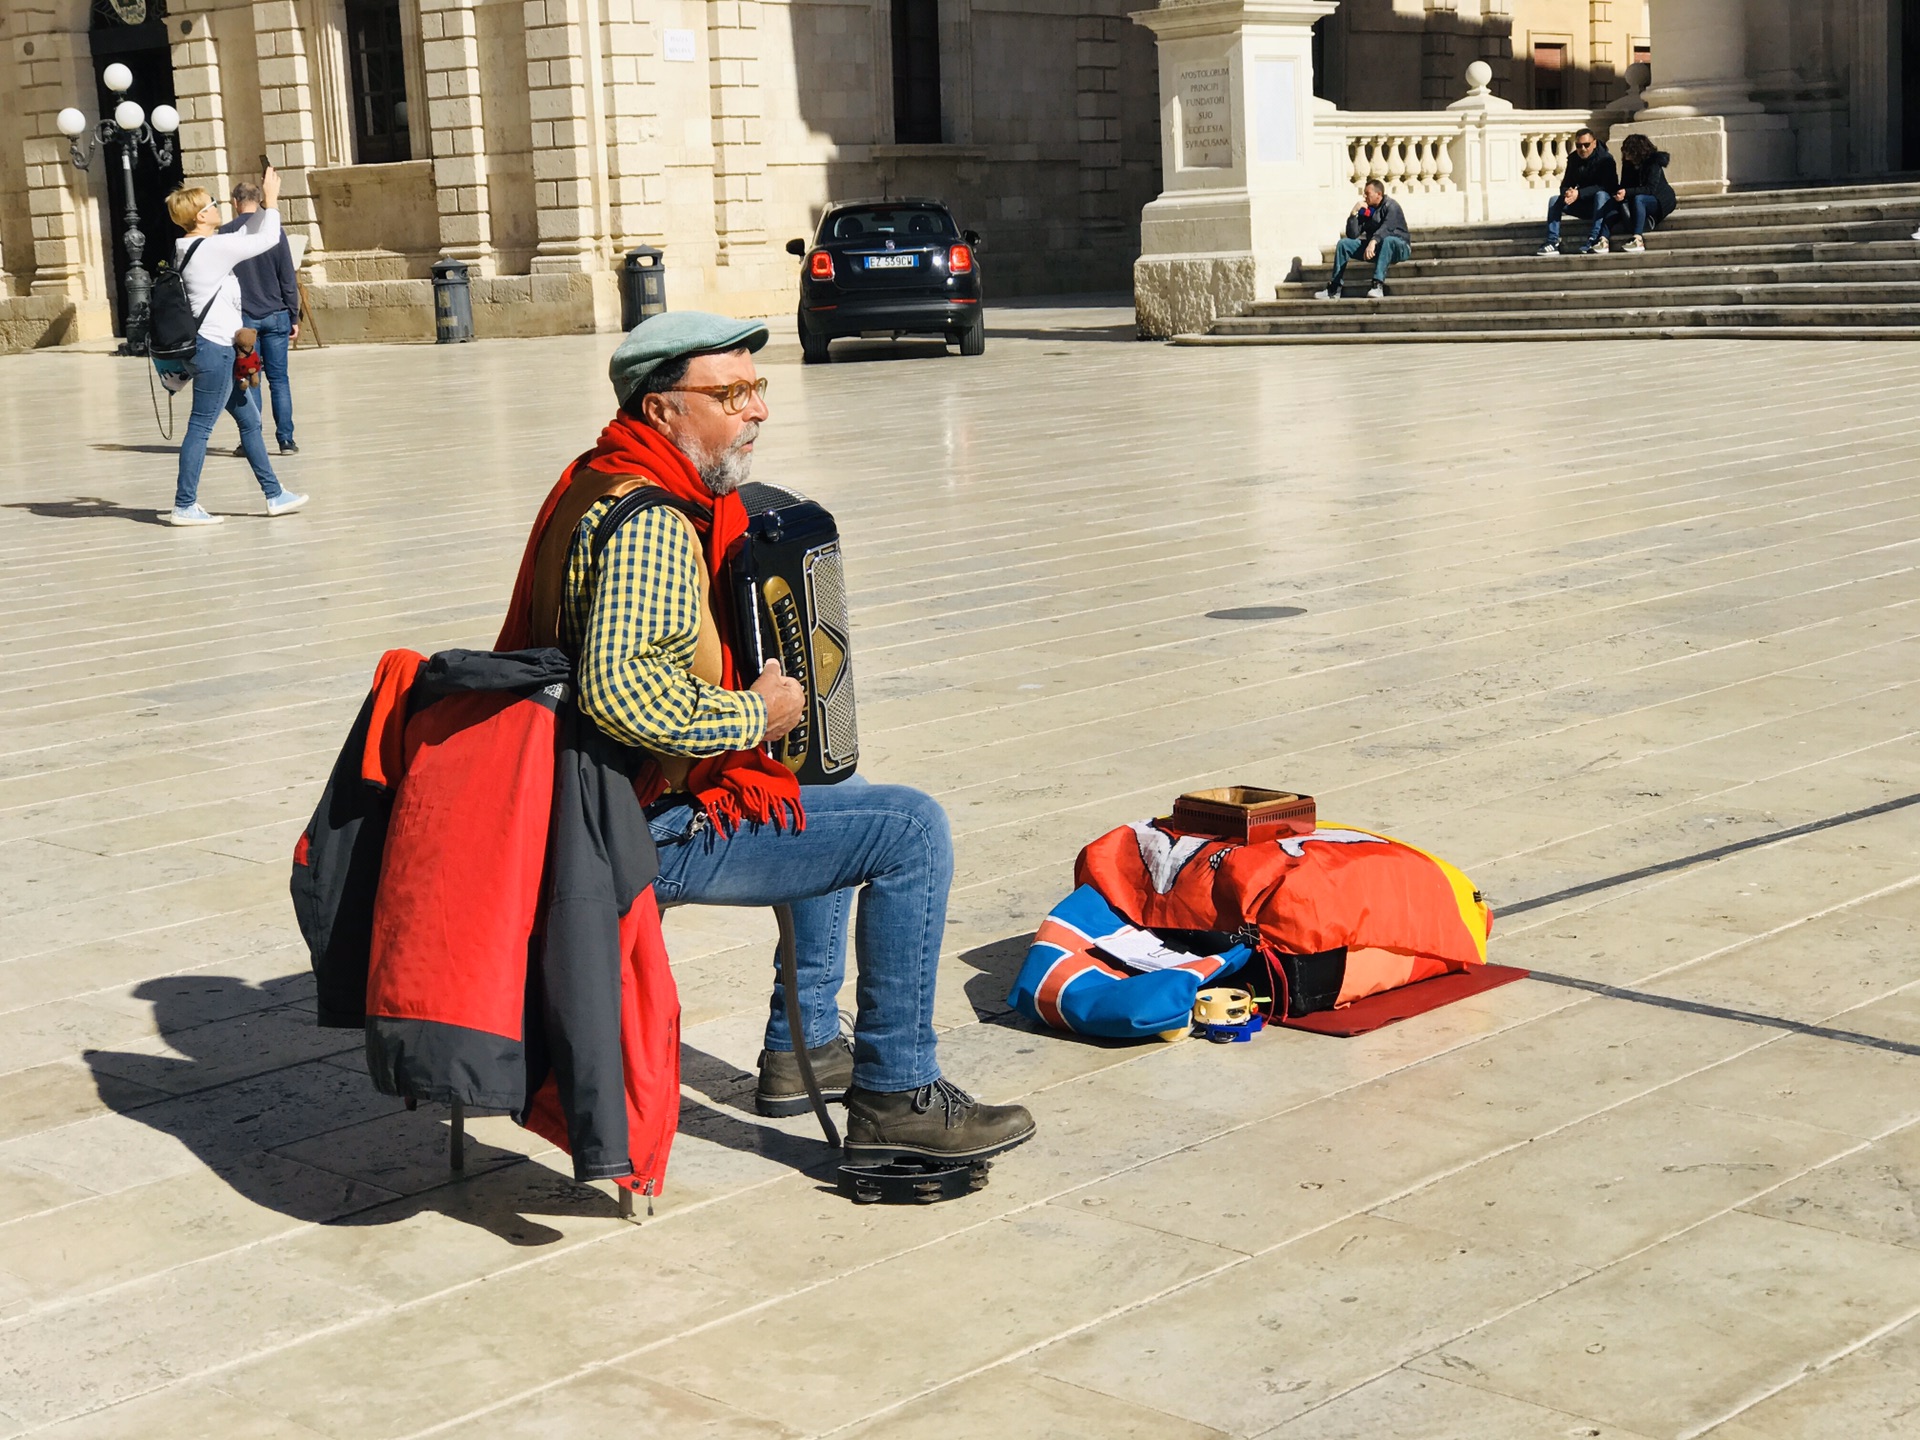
[1179,181,1920,344]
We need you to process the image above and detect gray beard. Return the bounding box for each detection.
[683,426,757,496]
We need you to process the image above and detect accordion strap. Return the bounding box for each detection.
[528,468,702,649]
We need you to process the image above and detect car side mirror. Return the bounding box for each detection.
[962,230,983,252]
[785,238,806,257]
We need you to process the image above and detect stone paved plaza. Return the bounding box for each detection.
[3,309,1919,1438]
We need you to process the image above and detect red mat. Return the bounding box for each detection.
[1278,964,1531,1037]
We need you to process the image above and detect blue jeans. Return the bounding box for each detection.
[242,310,294,446]
[647,773,951,1093]
[1546,188,1611,245]
[175,335,281,512]
[1621,193,1662,235]
[1330,234,1411,287]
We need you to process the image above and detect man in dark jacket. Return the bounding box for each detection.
[1316,180,1412,300]
[1605,133,1678,253]
[1536,129,1619,256]
[221,180,301,454]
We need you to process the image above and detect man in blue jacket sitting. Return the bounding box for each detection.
[221,179,301,454]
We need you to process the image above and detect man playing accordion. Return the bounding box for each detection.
[539,311,1035,1166]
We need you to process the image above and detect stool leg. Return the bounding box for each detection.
[449,1098,465,1174]
[618,1186,634,1220]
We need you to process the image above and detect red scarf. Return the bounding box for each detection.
[499,415,805,834]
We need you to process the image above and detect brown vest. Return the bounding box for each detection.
[529,465,724,791]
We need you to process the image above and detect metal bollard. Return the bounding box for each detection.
[431,258,474,343]
[620,246,667,331]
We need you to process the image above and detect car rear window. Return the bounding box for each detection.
[824,207,957,242]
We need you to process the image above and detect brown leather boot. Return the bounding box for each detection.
[755,1036,854,1117]
[842,1078,1036,1164]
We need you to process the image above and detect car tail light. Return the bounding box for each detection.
[948,244,973,274]
[808,250,834,280]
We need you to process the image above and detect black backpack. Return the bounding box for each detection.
[147,239,219,361]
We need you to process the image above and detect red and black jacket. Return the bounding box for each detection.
[291,646,679,1192]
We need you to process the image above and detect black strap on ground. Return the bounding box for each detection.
[775,903,841,1149]
[1500,789,1920,919]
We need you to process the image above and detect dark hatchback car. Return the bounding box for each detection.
[786,199,985,363]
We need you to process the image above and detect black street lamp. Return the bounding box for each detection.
[58,62,179,355]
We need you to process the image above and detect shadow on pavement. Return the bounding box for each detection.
[84,974,624,1245]
[957,932,1033,1023]
[4,496,169,526]
[89,442,181,455]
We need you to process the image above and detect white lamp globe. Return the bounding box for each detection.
[150,104,179,134]
[114,100,145,132]
[102,63,134,94]
[56,107,89,138]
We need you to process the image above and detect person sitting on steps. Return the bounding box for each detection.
[1536,129,1618,256]
[1317,181,1412,301]
[1604,133,1677,253]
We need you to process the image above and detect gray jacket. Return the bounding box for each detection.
[1344,196,1411,248]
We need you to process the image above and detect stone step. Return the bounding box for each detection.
[1253,282,1920,317]
[1290,238,1920,284]
[1175,324,1920,345]
[1685,177,1920,207]
[1418,218,1919,260]
[1276,258,1920,299]
[1208,302,1920,335]
[1410,193,1920,245]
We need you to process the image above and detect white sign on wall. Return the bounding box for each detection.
[1253,58,1298,164]
[663,28,697,62]
[1178,65,1231,169]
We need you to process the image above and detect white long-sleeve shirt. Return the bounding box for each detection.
[174,208,283,345]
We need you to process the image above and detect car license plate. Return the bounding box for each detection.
[864,255,917,269]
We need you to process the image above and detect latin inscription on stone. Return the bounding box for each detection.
[1179,66,1231,169]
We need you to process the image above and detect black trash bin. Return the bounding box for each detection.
[431,259,474,344]
[620,246,667,331]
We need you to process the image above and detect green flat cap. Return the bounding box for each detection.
[609,311,770,406]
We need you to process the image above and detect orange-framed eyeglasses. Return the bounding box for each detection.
[664,377,769,414]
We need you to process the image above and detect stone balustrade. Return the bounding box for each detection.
[1318,101,1611,229]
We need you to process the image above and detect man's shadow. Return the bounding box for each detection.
[84,974,631,1245]
[4,496,169,526]
[85,973,836,1244]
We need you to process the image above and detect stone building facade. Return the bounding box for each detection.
[6,0,1917,351]
[1,0,1164,349]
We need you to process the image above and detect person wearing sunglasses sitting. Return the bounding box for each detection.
[1536,128,1618,256]
[520,311,1035,1168]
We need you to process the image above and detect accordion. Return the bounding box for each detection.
[730,482,859,786]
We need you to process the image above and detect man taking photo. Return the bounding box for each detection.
[222,178,301,454]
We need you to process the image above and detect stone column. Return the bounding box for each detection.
[1636,0,1792,191]
[168,12,232,204]
[1131,0,1341,338]
[1421,0,1459,108]
[252,0,330,276]
[419,0,496,274]
[706,0,764,270]
[1587,0,1616,106]
[526,0,611,273]
[13,21,111,332]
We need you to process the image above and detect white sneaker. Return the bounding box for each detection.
[1366,282,1385,299]
[266,489,309,517]
[1622,235,1646,253]
[1584,236,1610,254]
[1911,225,1920,241]
[166,504,224,527]
[1314,286,1340,301]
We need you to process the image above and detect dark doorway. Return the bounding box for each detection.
[89,3,184,338]
[891,0,942,144]
[1903,0,1920,169]
[346,0,413,163]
